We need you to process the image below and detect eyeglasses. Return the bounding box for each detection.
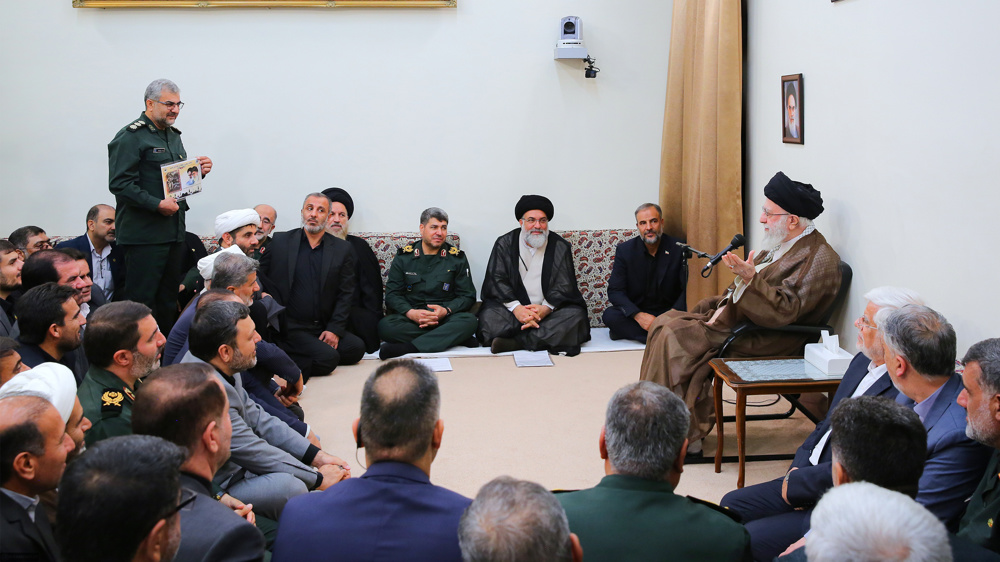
[761,207,792,218]
[155,100,185,110]
[164,488,198,518]
[521,217,548,226]
[856,315,877,330]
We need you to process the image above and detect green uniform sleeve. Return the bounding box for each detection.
[384,254,414,316]
[83,414,132,448]
[108,128,162,213]
[442,254,476,313]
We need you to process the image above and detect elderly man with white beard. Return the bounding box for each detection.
[478,195,590,356]
[640,172,843,456]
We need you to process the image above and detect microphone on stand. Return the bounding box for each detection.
[701,234,746,275]
[675,241,711,259]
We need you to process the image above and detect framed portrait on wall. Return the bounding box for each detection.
[781,74,803,144]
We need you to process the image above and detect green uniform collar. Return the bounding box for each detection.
[596,474,676,494]
[85,365,138,400]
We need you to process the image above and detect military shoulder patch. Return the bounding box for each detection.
[401,245,414,254]
[448,246,460,255]
[686,496,743,523]
[101,389,125,415]
[127,119,146,132]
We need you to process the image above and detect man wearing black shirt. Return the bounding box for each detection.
[259,193,365,381]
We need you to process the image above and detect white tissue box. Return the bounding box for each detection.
[804,343,854,375]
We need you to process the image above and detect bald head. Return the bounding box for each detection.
[0,394,71,493]
[359,359,440,463]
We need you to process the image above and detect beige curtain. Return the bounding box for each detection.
[659,0,744,308]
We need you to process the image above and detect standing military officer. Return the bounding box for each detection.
[377,208,478,360]
[108,79,212,335]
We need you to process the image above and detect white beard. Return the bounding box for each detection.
[525,230,547,249]
[760,216,790,249]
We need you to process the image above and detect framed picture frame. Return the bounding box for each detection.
[781,74,803,144]
[74,0,455,7]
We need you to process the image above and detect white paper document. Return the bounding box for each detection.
[414,357,453,372]
[513,350,554,368]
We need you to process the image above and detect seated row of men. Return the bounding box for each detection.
[5,322,1000,562]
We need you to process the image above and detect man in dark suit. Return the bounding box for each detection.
[273,359,472,562]
[133,362,267,562]
[721,286,923,560]
[55,204,126,303]
[15,283,87,384]
[603,203,686,342]
[557,381,751,561]
[259,192,364,380]
[0,241,23,339]
[0,393,75,562]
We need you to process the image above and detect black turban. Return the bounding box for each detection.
[763,172,824,220]
[514,195,554,221]
[322,187,354,218]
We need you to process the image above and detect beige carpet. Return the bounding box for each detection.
[298,350,816,504]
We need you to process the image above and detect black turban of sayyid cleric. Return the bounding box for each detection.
[322,187,355,218]
[763,172,824,220]
[515,195,554,221]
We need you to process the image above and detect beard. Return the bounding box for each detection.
[524,227,547,249]
[130,347,162,379]
[301,219,325,235]
[642,231,661,246]
[0,276,20,292]
[760,216,791,249]
[230,345,258,372]
[966,400,1000,446]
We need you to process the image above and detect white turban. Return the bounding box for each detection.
[0,362,77,424]
[197,243,245,282]
[214,209,260,239]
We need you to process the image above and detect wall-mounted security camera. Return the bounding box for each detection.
[554,16,588,60]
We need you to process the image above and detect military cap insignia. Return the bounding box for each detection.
[402,245,414,253]
[448,246,459,255]
[101,389,125,413]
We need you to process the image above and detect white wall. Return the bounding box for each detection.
[0,0,673,285]
[747,0,1000,357]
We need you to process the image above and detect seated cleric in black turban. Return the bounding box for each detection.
[514,195,554,220]
[763,171,824,220]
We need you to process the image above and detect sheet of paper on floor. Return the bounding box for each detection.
[414,357,453,372]
[513,350,554,368]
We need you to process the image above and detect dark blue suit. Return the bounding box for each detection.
[272,461,471,562]
[721,352,899,560]
[55,234,126,301]
[603,235,686,342]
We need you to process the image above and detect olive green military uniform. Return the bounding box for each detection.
[958,449,1000,553]
[77,365,138,448]
[378,241,478,353]
[108,111,190,333]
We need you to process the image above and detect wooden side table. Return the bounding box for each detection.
[709,357,843,488]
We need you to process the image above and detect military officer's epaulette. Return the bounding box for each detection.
[445,243,463,257]
[685,495,743,523]
[126,119,147,132]
[399,244,416,255]
[100,388,126,415]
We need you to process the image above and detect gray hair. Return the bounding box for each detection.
[419,207,449,225]
[359,359,440,463]
[302,192,330,207]
[634,203,662,219]
[876,305,956,377]
[806,482,952,562]
[604,381,689,481]
[963,338,1000,395]
[143,79,179,102]
[211,252,258,290]
[458,476,572,562]
[864,286,925,312]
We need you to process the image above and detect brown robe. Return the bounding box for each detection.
[639,230,842,441]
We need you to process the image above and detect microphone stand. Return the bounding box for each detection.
[675,242,711,287]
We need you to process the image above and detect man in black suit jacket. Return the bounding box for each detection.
[720,286,923,560]
[603,203,687,342]
[133,362,267,562]
[55,204,126,303]
[0,394,74,562]
[259,193,365,380]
